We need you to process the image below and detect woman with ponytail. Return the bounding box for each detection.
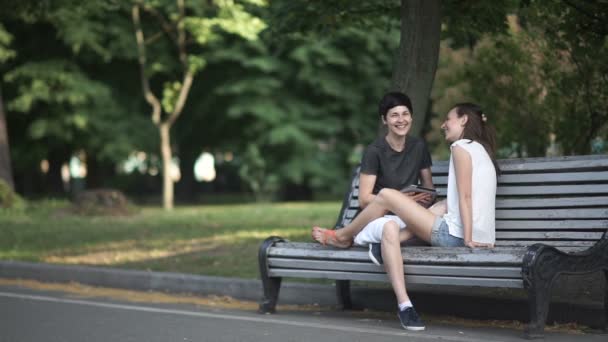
[311,103,499,331]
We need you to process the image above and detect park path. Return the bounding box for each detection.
[0,282,605,342]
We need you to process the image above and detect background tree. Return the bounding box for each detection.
[131,0,266,209]
[216,22,398,200]
[266,0,517,137]
[523,0,608,154]
[0,1,152,196]
[429,1,608,157]
[0,23,15,190]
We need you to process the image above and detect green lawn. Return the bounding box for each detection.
[0,200,340,279]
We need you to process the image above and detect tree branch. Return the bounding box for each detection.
[561,0,603,22]
[141,3,180,46]
[145,30,165,45]
[167,70,194,127]
[165,0,193,128]
[132,4,162,126]
[177,0,188,67]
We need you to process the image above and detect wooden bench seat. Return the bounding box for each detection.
[258,155,608,338]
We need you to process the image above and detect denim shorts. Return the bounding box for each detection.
[430,216,465,247]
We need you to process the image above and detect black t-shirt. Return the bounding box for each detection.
[360,136,432,194]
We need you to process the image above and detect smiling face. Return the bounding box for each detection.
[382,105,412,138]
[440,108,467,142]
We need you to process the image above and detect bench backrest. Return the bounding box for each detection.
[334,155,608,248]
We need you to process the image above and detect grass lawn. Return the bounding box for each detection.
[0,200,341,279]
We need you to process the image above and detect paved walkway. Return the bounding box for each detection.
[1,283,605,342]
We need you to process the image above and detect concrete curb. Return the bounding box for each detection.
[0,260,338,306]
[0,260,605,328]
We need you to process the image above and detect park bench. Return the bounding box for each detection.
[257,154,608,338]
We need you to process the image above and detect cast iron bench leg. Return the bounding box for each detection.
[336,280,352,310]
[258,236,285,314]
[523,237,608,338]
[605,270,608,331]
[523,244,559,339]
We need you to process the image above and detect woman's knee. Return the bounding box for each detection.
[382,221,400,242]
[376,188,398,205]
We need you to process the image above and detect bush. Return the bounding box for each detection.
[71,188,138,216]
[0,179,26,209]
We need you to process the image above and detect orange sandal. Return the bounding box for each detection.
[311,226,352,248]
[312,226,337,245]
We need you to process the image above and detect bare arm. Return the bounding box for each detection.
[419,168,434,189]
[414,167,435,206]
[452,146,474,247]
[358,173,377,208]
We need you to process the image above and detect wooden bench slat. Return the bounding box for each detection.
[495,197,608,209]
[435,184,608,196]
[433,171,608,186]
[269,269,524,288]
[268,258,522,278]
[269,246,527,265]
[431,155,608,174]
[496,231,603,240]
[349,197,608,209]
[494,240,595,247]
[496,220,608,230]
[495,184,608,195]
[495,208,608,219]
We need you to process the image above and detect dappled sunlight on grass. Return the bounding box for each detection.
[2,201,338,277]
[42,228,310,266]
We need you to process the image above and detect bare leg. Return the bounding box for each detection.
[382,221,410,304]
[312,198,387,246]
[398,229,413,243]
[313,189,438,247]
[374,189,437,243]
[429,200,447,216]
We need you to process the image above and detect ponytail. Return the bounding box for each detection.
[453,103,500,176]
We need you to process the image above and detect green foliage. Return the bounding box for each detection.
[4,59,146,162]
[267,0,400,35]
[216,23,398,199]
[0,178,25,209]
[0,23,16,63]
[5,60,108,113]
[237,144,279,202]
[432,2,608,157]
[520,0,608,154]
[464,33,550,157]
[441,0,518,48]
[185,0,267,45]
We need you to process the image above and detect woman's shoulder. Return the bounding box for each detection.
[366,136,387,150]
[451,140,488,157]
[406,136,431,152]
[407,135,426,146]
[450,139,475,149]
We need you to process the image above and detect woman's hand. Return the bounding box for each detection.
[464,240,494,249]
[407,192,433,206]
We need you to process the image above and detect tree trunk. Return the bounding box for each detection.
[86,152,116,189]
[46,148,69,196]
[160,123,174,209]
[391,0,441,137]
[0,86,14,190]
[176,149,198,203]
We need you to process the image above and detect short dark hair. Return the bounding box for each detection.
[378,92,413,118]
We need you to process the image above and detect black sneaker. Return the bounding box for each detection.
[368,243,383,265]
[397,307,425,331]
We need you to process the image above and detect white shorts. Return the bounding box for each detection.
[353,215,407,246]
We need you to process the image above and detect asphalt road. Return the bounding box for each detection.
[0,284,604,342]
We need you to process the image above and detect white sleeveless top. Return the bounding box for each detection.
[443,139,497,244]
